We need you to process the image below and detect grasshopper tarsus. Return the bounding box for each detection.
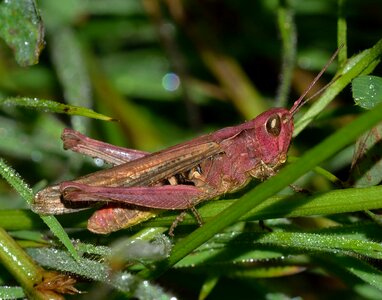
[169,211,187,236]
[191,206,203,226]
[259,220,273,232]
[289,184,312,195]
[168,207,203,236]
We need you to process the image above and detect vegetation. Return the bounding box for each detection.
[0,0,381,299]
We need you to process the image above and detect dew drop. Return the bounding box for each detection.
[162,72,180,92]
[94,158,104,167]
[31,151,43,162]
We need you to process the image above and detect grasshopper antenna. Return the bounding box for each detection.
[289,44,344,116]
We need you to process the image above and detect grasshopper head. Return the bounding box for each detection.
[249,108,294,177]
[247,45,342,178]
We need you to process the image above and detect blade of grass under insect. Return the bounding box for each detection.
[0,159,79,260]
[145,185,382,227]
[140,102,382,279]
[2,184,382,232]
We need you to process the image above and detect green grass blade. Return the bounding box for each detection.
[334,256,382,292]
[250,231,382,259]
[39,215,79,260]
[0,159,34,204]
[337,0,348,66]
[0,159,78,260]
[175,225,382,268]
[0,228,45,299]
[145,185,382,228]
[28,247,176,299]
[352,75,382,109]
[294,38,382,136]
[0,0,44,66]
[0,97,114,121]
[0,286,25,299]
[2,184,382,232]
[50,27,93,133]
[276,0,297,106]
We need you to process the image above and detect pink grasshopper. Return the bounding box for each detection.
[32,48,340,234]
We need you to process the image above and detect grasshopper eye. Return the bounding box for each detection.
[266,114,281,136]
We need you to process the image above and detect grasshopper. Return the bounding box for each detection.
[32,48,340,234]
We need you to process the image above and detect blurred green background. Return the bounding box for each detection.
[0,0,382,299]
